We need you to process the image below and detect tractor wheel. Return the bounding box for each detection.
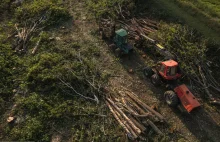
[115,48,121,57]
[100,30,106,39]
[151,74,161,86]
[164,91,179,107]
[109,44,116,51]
[143,67,153,77]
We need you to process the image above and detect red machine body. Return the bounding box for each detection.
[145,59,201,112]
[158,60,182,80]
[174,84,201,112]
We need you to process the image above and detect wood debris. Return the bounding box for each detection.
[12,16,45,53]
[106,88,164,140]
[7,117,15,123]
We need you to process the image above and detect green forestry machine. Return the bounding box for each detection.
[112,29,133,55]
[99,20,133,56]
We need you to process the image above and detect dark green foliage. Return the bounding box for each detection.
[15,0,70,26]
[0,0,10,14]
[86,0,136,19]
[151,24,207,75]
[9,117,45,141]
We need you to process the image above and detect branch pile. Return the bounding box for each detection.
[12,16,45,53]
[106,88,164,140]
[119,18,158,39]
[160,26,220,104]
[99,17,158,41]
[179,55,220,104]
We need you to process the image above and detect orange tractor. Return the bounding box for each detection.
[143,60,201,112]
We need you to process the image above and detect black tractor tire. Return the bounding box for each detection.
[109,43,116,51]
[115,48,121,57]
[151,74,161,86]
[164,91,179,107]
[143,67,153,77]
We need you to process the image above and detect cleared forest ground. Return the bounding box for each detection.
[1,0,220,141]
[71,1,220,141]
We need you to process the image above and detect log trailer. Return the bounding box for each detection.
[142,35,201,113]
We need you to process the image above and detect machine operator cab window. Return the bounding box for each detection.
[159,60,181,77]
[166,66,177,76]
[159,64,166,73]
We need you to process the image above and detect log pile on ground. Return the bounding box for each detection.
[99,17,158,40]
[119,18,158,39]
[106,87,164,140]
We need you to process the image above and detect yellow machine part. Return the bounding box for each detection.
[156,44,165,49]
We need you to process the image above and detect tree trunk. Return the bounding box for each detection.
[107,98,142,135]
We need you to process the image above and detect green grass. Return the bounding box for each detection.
[0,0,123,141]
[151,0,220,44]
[181,0,220,19]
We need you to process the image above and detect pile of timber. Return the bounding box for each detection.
[99,17,158,40]
[119,18,158,39]
[106,88,164,140]
[99,18,116,39]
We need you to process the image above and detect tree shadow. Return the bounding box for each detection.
[172,107,220,142]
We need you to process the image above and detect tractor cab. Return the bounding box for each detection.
[157,60,181,80]
[114,29,133,54]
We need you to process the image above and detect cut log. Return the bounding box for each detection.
[119,91,157,120]
[147,120,163,135]
[210,100,220,105]
[118,91,146,114]
[122,98,139,115]
[32,37,41,54]
[124,90,164,121]
[128,116,146,132]
[199,66,213,99]
[114,106,138,139]
[125,96,147,114]
[107,98,142,135]
[106,102,137,139]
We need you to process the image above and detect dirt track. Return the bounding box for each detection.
[104,51,220,142]
[67,1,220,141]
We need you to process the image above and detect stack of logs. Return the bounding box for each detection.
[99,17,158,40]
[119,18,158,39]
[106,88,164,140]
